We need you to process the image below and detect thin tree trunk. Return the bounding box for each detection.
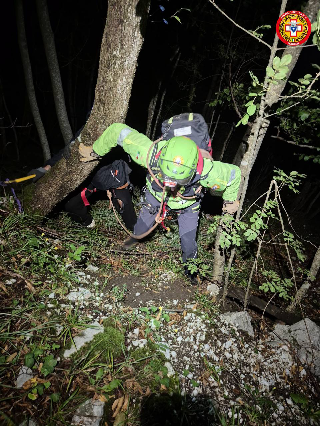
[151,51,181,140]
[27,0,150,216]
[36,0,73,145]
[287,246,320,312]
[15,0,51,161]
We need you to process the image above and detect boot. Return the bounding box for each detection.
[184,265,200,286]
[122,236,139,250]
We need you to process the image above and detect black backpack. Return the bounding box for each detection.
[91,160,131,190]
[161,113,212,156]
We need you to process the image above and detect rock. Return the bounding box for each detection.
[207,283,220,297]
[71,398,105,426]
[67,287,92,301]
[165,361,175,377]
[86,264,99,272]
[19,420,38,426]
[221,311,254,337]
[16,366,33,389]
[63,322,104,358]
[269,318,320,376]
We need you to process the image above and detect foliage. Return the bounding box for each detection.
[259,270,293,300]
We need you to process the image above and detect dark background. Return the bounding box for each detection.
[0,0,319,241]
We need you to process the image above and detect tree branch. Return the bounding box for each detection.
[270,134,320,150]
[208,0,272,50]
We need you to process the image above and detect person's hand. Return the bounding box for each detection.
[27,167,47,183]
[222,200,240,214]
[79,143,100,162]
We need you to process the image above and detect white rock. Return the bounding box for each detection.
[71,399,104,426]
[207,283,220,297]
[221,311,254,337]
[165,362,175,377]
[19,420,38,426]
[86,264,99,272]
[63,322,104,358]
[16,366,33,389]
[67,287,92,301]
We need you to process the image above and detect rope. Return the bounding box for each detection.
[107,186,167,240]
[145,139,202,200]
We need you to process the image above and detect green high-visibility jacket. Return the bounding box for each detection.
[93,123,241,210]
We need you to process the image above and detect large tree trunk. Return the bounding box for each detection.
[36,0,73,145]
[15,0,51,161]
[27,0,150,216]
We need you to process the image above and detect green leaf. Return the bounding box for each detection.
[266,66,275,77]
[304,74,312,79]
[247,104,257,116]
[248,92,257,96]
[311,21,318,31]
[191,379,200,387]
[291,393,308,405]
[163,313,170,322]
[274,72,286,80]
[299,111,309,121]
[183,369,189,377]
[28,393,38,401]
[96,368,104,381]
[241,114,249,125]
[280,54,292,66]
[25,353,35,369]
[44,381,51,389]
[272,56,281,69]
[50,393,60,403]
[173,16,182,24]
[37,384,44,396]
[277,65,289,73]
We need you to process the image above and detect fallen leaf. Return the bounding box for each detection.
[121,394,129,412]
[99,395,108,402]
[25,280,35,293]
[0,282,9,294]
[112,396,124,418]
[160,384,167,391]
[6,352,17,362]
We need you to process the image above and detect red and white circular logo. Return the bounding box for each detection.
[276,11,311,46]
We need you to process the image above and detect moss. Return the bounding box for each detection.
[71,324,125,365]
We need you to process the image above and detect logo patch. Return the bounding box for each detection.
[173,156,184,165]
[276,11,311,46]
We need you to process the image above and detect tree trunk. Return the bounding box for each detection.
[15,0,51,161]
[36,0,73,145]
[27,0,150,216]
[287,246,320,312]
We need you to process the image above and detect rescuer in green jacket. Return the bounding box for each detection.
[79,123,241,284]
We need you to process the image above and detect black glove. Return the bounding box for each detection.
[27,167,47,183]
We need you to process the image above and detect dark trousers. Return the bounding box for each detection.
[134,190,200,262]
[64,185,137,231]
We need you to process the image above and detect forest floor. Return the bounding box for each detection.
[0,195,320,426]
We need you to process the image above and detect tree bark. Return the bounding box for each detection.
[27,0,150,216]
[15,0,51,161]
[287,246,320,312]
[36,0,73,145]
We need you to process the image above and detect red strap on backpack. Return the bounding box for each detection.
[80,188,96,206]
[196,147,204,175]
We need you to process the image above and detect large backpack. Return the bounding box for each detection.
[161,113,212,157]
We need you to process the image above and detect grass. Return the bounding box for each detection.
[1,195,319,425]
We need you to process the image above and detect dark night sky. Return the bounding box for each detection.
[0,0,319,235]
